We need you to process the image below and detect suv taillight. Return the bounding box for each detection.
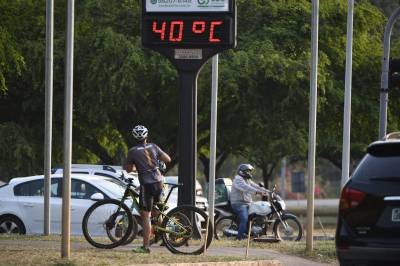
[339,187,366,211]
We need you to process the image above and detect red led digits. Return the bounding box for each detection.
[151,20,225,44]
[169,21,184,42]
[152,21,166,41]
[209,21,223,42]
[192,21,206,34]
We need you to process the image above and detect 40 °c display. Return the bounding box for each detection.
[142,17,234,47]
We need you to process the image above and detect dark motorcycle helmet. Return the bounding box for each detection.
[237,164,254,179]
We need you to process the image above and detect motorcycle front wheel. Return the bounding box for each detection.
[273,213,302,241]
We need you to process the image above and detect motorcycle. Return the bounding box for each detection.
[214,184,303,241]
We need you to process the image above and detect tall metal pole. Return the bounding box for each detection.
[306,0,319,253]
[177,70,197,207]
[44,0,54,236]
[379,7,400,139]
[62,0,75,259]
[341,0,354,188]
[208,55,219,226]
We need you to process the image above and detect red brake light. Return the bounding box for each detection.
[339,187,366,210]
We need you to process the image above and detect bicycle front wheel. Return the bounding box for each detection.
[161,205,213,255]
[82,199,133,249]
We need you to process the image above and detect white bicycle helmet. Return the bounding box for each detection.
[132,125,148,141]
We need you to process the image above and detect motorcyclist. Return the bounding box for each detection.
[229,163,269,240]
[125,125,171,253]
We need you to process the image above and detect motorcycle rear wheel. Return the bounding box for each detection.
[214,216,238,240]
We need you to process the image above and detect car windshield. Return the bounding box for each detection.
[352,154,400,180]
[95,178,126,197]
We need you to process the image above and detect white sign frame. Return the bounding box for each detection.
[145,0,230,12]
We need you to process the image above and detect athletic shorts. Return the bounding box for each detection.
[139,181,163,212]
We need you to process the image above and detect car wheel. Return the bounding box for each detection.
[0,215,26,234]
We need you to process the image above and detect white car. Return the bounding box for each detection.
[52,164,140,188]
[0,174,127,235]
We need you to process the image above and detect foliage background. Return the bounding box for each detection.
[0,0,399,197]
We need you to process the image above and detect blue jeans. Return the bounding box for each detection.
[231,203,249,240]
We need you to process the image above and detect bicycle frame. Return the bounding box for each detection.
[117,180,190,237]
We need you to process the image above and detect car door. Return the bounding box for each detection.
[14,178,63,234]
[14,179,44,234]
[70,178,107,235]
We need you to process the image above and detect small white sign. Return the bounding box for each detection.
[174,49,203,60]
[146,0,229,12]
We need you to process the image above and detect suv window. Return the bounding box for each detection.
[352,154,400,180]
[14,179,60,197]
[71,179,104,199]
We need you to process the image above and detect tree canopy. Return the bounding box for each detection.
[0,0,396,184]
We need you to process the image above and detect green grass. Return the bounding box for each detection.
[0,234,336,265]
[212,239,337,264]
[0,247,259,266]
[0,235,266,266]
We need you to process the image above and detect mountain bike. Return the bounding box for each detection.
[82,178,213,255]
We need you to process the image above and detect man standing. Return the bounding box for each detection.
[230,164,268,240]
[125,125,171,253]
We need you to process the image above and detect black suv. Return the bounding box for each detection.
[336,134,400,266]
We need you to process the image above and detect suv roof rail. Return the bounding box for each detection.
[383,132,400,141]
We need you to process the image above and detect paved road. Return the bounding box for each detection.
[133,245,337,266]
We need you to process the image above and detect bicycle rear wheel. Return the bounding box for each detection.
[161,205,213,255]
[82,199,133,249]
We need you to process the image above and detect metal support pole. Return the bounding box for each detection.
[178,71,197,207]
[379,7,400,139]
[208,55,219,226]
[280,157,286,199]
[44,0,54,236]
[306,0,319,253]
[61,0,75,259]
[341,0,354,188]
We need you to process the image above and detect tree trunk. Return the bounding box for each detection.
[199,153,210,182]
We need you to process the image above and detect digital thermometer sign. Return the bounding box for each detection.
[142,0,236,49]
[143,16,233,47]
[141,0,236,208]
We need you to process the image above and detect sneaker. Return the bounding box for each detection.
[132,246,150,254]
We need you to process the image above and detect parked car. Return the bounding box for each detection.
[0,174,127,235]
[52,164,140,188]
[163,176,208,211]
[336,134,400,266]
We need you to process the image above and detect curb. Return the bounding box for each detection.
[130,260,282,266]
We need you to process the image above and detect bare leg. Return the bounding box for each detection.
[140,210,151,248]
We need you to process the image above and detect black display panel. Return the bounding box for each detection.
[142,16,233,47]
